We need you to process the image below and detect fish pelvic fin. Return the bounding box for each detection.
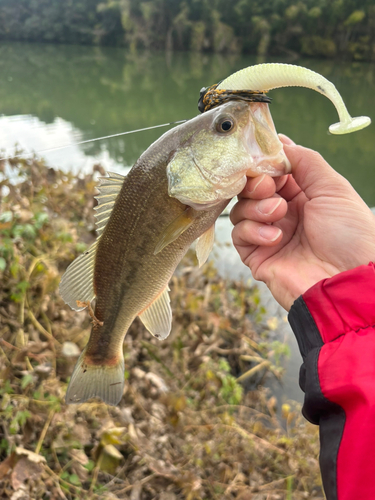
[65,347,125,406]
[196,224,215,267]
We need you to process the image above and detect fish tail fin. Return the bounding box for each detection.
[65,347,125,406]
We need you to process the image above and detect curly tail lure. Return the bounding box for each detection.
[200,63,371,135]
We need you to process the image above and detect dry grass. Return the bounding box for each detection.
[0,156,323,499]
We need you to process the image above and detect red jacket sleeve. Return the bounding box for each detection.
[288,263,375,500]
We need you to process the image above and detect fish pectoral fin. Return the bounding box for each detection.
[59,238,100,311]
[196,224,215,267]
[154,206,196,255]
[139,286,172,340]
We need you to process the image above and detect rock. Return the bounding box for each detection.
[35,363,52,377]
[146,372,168,392]
[61,342,81,357]
[132,367,146,379]
[120,407,134,424]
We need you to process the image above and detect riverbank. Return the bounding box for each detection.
[0,157,323,499]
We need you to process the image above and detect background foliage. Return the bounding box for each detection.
[0,0,374,60]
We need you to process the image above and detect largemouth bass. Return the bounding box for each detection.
[60,100,290,406]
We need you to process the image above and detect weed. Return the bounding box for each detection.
[0,156,323,499]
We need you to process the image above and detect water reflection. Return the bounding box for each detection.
[0,114,126,173]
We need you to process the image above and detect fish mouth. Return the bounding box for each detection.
[243,104,291,177]
[245,153,291,177]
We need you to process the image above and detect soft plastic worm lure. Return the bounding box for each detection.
[218,63,371,135]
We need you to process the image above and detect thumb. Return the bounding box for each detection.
[282,143,351,199]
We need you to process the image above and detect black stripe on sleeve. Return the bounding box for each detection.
[288,295,324,360]
[288,296,345,500]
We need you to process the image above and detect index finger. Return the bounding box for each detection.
[238,174,277,200]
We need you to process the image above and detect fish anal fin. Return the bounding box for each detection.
[59,238,100,311]
[154,207,196,255]
[66,347,125,406]
[196,224,215,267]
[139,286,172,340]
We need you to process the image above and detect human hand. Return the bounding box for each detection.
[230,135,375,310]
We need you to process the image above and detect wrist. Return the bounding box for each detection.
[272,264,340,311]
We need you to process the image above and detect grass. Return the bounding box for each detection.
[0,156,323,499]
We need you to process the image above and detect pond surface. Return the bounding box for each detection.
[1,42,374,404]
[1,42,374,203]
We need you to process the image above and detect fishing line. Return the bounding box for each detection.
[0,120,187,161]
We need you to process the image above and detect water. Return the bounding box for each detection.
[1,42,374,203]
[1,42,375,403]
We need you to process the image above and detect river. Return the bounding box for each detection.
[1,42,374,404]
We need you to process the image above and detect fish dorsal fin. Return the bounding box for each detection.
[138,286,172,340]
[59,172,125,311]
[94,171,125,236]
[59,238,100,311]
[154,206,196,255]
[196,224,215,267]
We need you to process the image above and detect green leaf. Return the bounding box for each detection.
[69,473,81,485]
[0,211,13,223]
[9,261,19,278]
[0,257,6,271]
[84,459,95,472]
[345,10,365,26]
[218,358,230,373]
[21,374,34,389]
[33,211,49,229]
[0,380,14,395]
[16,410,31,426]
[75,242,87,253]
[17,280,30,294]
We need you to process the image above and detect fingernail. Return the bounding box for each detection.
[248,174,266,194]
[259,225,282,241]
[257,198,282,215]
[278,133,296,146]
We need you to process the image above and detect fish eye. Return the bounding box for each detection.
[216,118,234,133]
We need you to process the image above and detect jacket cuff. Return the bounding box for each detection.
[288,263,375,359]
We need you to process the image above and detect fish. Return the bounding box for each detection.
[59,100,290,406]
